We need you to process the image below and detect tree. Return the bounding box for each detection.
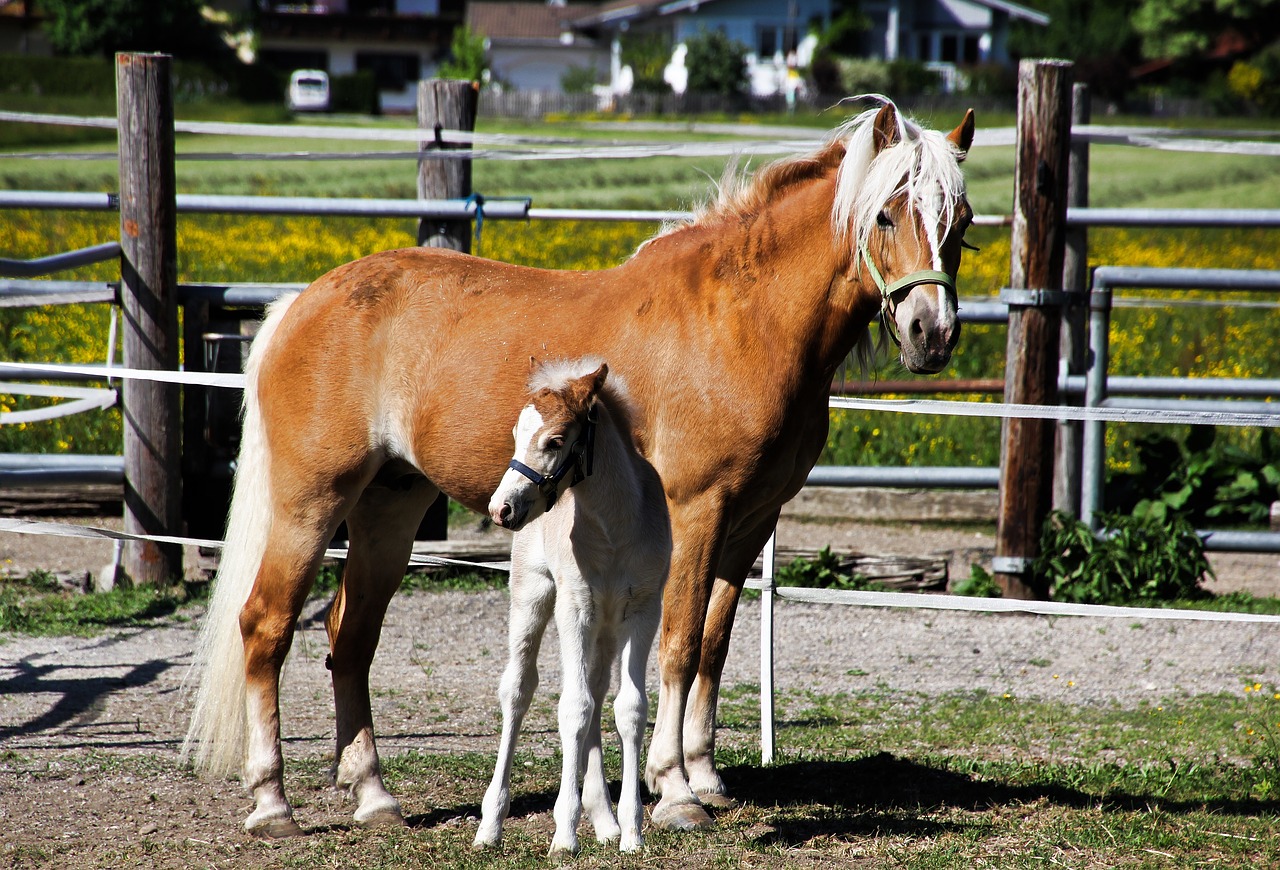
[1132,0,1280,60]
[684,29,749,97]
[1008,0,1142,100]
[621,32,671,94]
[438,26,488,83]
[42,0,221,58]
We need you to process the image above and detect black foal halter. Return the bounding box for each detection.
[507,404,598,511]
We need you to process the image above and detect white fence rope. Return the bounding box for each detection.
[4,110,1279,159]
[2,362,1274,429]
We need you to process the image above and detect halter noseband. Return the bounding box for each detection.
[859,243,955,348]
[507,404,598,512]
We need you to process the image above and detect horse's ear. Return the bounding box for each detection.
[528,355,539,372]
[872,103,900,154]
[948,109,975,161]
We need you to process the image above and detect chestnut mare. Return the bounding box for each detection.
[184,98,976,836]
[476,359,669,855]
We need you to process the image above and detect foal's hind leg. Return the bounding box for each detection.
[327,478,437,828]
[580,629,621,846]
[616,596,660,851]
[475,563,557,848]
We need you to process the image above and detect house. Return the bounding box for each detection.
[252,0,464,112]
[0,0,49,54]
[570,0,1047,98]
[467,1,606,91]
[860,0,1049,79]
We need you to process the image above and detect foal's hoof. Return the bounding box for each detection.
[651,799,714,831]
[695,791,738,810]
[246,815,305,839]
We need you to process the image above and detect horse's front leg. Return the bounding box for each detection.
[474,564,556,849]
[550,582,597,857]
[684,509,780,806]
[646,493,727,832]
[326,481,435,828]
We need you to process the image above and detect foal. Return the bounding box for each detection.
[475,360,671,855]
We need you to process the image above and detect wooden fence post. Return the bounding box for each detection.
[994,59,1074,599]
[415,79,478,539]
[116,52,182,585]
[1053,83,1091,517]
[417,79,478,251]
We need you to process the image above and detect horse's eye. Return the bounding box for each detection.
[876,210,894,230]
[546,436,565,451]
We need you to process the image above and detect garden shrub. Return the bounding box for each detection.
[1034,510,1213,605]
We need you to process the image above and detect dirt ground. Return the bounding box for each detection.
[2,487,1279,866]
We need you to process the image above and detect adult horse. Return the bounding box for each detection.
[185,97,976,836]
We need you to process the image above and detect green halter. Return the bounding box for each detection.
[859,243,955,347]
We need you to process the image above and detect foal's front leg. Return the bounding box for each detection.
[474,566,556,848]
[550,585,599,857]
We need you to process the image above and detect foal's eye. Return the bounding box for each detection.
[876,210,895,230]
[546,436,565,451]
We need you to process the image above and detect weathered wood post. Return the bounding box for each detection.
[116,53,182,584]
[994,59,1074,599]
[1053,83,1091,516]
[417,79,478,251]
[415,79,478,539]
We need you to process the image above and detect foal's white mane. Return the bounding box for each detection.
[529,356,633,412]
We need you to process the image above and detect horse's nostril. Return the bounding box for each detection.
[499,503,512,522]
[910,318,924,337]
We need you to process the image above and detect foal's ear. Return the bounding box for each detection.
[948,108,975,161]
[872,103,900,154]
[567,363,609,413]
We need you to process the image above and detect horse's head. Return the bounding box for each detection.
[834,99,975,374]
[489,361,608,532]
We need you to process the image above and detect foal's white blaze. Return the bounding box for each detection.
[488,404,547,531]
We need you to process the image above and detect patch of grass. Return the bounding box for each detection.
[0,573,198,637]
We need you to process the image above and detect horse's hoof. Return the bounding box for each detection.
[651,800,714,831]
[354,804,406,829]
[246,815,305,839]
[696,791,738,810]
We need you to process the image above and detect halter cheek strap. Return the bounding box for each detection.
[859,243,955,348]
[507,405,598,512]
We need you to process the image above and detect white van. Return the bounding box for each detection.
[287,70,330,112]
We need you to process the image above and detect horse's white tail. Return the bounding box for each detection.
[182,292,300,776]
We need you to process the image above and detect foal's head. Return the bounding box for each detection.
[489,360,609,532]
[833,97,975,374]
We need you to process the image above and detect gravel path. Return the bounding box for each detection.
[2,491,1279,864]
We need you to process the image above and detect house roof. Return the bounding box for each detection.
[467,2,598,42]
[967,0,1050,27]
[575,0,1050,30]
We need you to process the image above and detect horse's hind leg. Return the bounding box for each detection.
[474,563,556,848]
[241,514,343,837]
[327,476,436,828]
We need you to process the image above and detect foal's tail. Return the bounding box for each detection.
[183,292,300,777]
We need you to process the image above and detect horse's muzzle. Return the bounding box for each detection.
[490,498,529,532]
[901,310,960,374]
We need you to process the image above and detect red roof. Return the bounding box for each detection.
[467,2,598,41]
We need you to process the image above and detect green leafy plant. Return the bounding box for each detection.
[1034,510,1213,606]
[438,25,488,84]
[1109,428,1280,528]
[952,563,1002,598]
[684,29,749,97]
[776,546,883,592]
